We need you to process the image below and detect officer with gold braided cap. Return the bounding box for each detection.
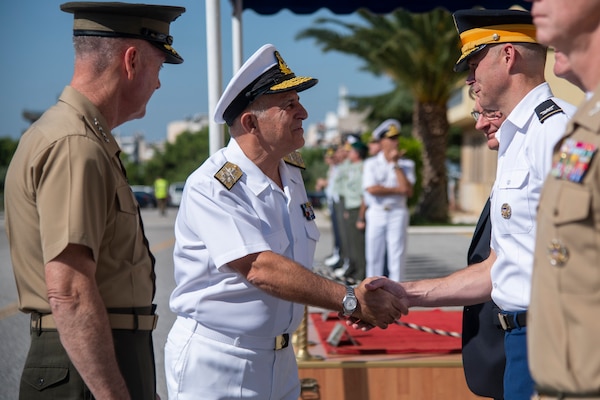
[453,8,538,72]
[165,43,408,399]
[362,8,576,400]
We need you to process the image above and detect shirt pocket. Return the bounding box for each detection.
[550,184,597,293]
[111,185,140,262]
[551,184,591,225]
[304,221,320,242]
[495,168,533,234]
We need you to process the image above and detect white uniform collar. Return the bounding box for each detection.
[497,82,554,155]
[223,139,298,196]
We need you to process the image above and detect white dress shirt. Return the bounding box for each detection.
[490,83,576,311]
[169,139,320,337]
[362,152,416,209]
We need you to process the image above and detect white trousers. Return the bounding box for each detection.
[365,207,409,282]
[164,316,300,400]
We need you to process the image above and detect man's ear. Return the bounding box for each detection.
[502,44,517,69]
[239,111,258,132]
[123,46,138,80]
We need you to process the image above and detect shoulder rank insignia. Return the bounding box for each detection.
[283,151,306,169]
[535,99,564,124]
[215,161,243,190]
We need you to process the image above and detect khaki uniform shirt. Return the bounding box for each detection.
[5,86,155,313]
[529,89,600,394]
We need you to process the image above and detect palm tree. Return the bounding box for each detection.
[297,8,466,223]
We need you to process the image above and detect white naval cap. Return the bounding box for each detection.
[373,119,401,140]
[214,44,318,126]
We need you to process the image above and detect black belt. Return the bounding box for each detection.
[497,311,527,331]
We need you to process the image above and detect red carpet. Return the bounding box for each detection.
[311,309,462,355]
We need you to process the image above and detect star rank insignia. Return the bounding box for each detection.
[215,161,243,190]
[283,151,306,169]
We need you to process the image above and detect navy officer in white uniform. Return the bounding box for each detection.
[164,44,408,400]
[362,119,416,282]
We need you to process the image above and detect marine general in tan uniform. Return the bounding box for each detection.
[4,2,185,399]
[529,0,600,398]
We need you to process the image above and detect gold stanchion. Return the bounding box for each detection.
[295,306,324,362]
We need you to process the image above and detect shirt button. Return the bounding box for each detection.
[38,378,44,386]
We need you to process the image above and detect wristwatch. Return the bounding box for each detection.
[342,286,358,316]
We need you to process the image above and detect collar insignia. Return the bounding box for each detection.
[283,151,305,169]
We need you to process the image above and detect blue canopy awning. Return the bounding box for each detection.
[240,1,531,15]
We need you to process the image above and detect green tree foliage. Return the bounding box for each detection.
[0,137,19,209]
[297,8,467,223]
[300,147,329,193]
[0,137,18,167]
[123,127,211,186]
[350,83,414,127]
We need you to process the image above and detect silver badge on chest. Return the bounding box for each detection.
[500,203,512,219]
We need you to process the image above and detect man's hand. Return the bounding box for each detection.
[350,277,409,329]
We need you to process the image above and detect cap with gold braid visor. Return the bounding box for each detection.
[452,9,537,72]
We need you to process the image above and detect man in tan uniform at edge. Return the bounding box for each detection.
[528,0,600,398]
[4,2,185,399]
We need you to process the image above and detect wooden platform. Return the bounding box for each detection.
[295,313,485,400]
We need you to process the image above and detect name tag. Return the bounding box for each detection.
[551,138,597,183]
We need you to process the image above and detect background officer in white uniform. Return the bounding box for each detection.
[164,44,408,400]
[362,119,416,282]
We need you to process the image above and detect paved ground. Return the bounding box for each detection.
[0,207,477,398]
[312,208,476,283]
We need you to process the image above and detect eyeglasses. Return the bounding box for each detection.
[471,110,502,122]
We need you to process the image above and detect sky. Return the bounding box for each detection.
[0,0,394,143]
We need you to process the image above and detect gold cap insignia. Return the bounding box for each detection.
[547,239,569,266]
[274,51,292,75]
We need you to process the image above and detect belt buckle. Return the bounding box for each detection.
[275,333,289,350]
[498,313,510,331]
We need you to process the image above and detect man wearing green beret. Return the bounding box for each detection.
[4,2,185,399]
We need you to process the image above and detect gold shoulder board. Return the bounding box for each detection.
[283,151,306,169]
[214,161,243,190]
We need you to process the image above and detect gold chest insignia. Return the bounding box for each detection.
[215,161,243,190]
[283,151,306,169]
[547,239,569,266]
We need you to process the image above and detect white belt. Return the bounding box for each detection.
[177,316,290,351]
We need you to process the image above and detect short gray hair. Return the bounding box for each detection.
[73,36,128,73]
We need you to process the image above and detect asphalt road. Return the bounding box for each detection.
[0,207,474,399]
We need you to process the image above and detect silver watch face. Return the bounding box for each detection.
[344,297,357,311]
